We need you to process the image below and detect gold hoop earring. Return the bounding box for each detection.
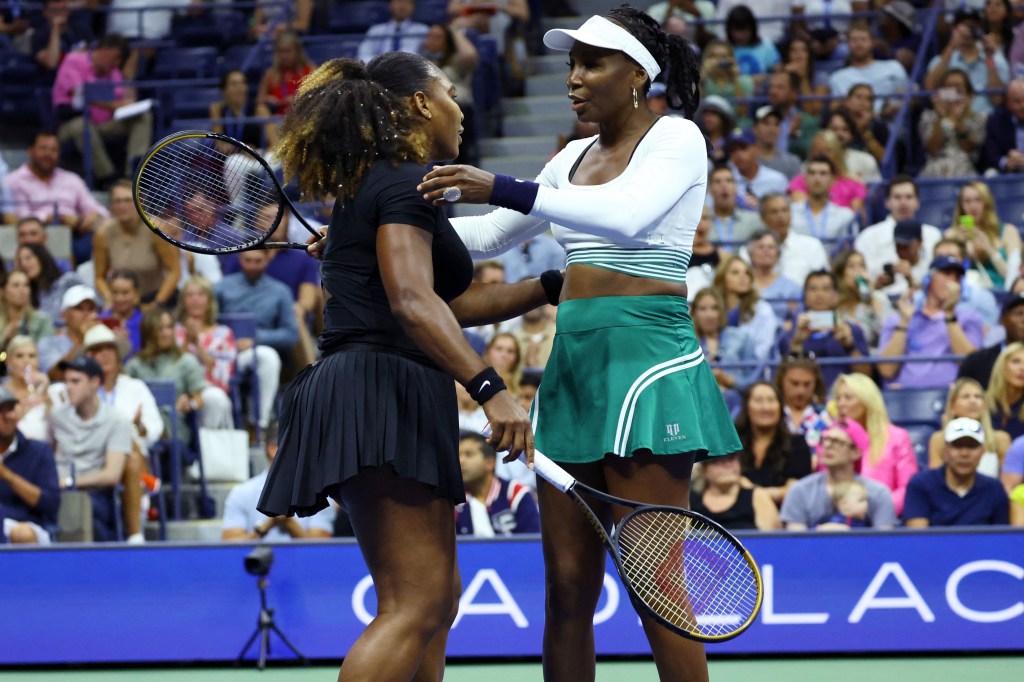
[632,87,639,109]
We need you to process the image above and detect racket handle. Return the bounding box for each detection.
[520,450,576,493]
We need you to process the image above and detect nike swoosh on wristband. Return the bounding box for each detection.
[480,381,491,394]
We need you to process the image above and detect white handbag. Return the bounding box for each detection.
[189,428,251,482]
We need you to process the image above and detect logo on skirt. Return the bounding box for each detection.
[664,423,685,443]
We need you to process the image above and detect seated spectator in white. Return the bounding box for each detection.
[767,70,819,160]
[496,233,565,284]
[823,108,882,185]
[4,336,51,442]
[257,30,315,115]
[99,269,145,360]
[788,156,857,241]
[947,181,1021,290]
[919,69,988,178]
[960,293,1024,388]
[48,355,131,542]
[511,304,555,372]
[686,205,730,298]
[690,452,780,531]
[831,373,918,515]
[728,130,789,211]
[925,9,1009,116]
[981,77,1024,173]
[780,418,898,530]
[931,238,999,332]
[691,287,760,392]
[106,0,191,40]
[712,255,779,361]
[455,380,488,435]
[222,441,334,541]
[778,271,871,387]
[700,40,755,125]
[742,194,830,288]
[879,256,984,389]
[358,0,431,63]
[828,21,909,119]
[752,106,801,180]
[92,180,180,309]
[455,432,539,537]
[775,355,830,450]
[696,95,736,166]
[734,382,813,506]
[4,132,106,243]
[0,386,59,545]
[843,84,889,165]
[788,131,866,217]
[0,269,55,348]
[38,285,99,380]
[929,378,1009,479]
[985,341,1024,440]
[832,250,894,350]
[78,324,162,544]
[706,165,761,249]
[176,275,237,396]
[16,217,72,274]
[125,308,234,445]
[53,34,153,184]
[723,5,780,82]
[215,250,299,431]
[15,243,85,323]
[904,418,1010,526]
[855,176,943,289]
[746,230,801,323]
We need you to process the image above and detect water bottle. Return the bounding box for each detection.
[855,276,871,303]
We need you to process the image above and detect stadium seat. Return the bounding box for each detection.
[145,379,212,521]
[328,1,390,33]
[220,43,273,84]
[412,0,449,25]
[152,46,219,79]
[987,175,1024,227]
[170,86,223,121]
[218,313,262,441]
[881,387,948,427]
[902,424,936,471]
[304,36,363,65]
[914,179,959,230]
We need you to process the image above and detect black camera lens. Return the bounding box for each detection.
[244,546,274,576]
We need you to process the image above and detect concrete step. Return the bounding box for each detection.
[525,73,572,98]
[480,135,557,158]
[502,95,571,118]
[532,54,569,76]
[501,113,575,138]
[145,518,223,542]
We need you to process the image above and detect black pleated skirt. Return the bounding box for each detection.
[257,348,465,517]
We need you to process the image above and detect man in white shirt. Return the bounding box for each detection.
[789,155,856,241]
[357,0,430,63]
[707,165,761,248]
[854,175,942,286]
[728,130,788,211]
[828,22,909,118]
[742,194,829,286]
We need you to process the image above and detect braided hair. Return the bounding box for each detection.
[273,53,441,203]
[604,4,702,118]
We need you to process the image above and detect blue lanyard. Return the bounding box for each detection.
[804,203,830,240]
[713,215,735,243]
[225,108,243,141]
[822,0,833,30]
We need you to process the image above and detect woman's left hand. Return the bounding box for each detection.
[418,165,496,206]
[176,394,192,413]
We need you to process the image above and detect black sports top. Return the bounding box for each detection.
[318,161,474,365]
[689,487,757,531]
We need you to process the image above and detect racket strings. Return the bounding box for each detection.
[616,510,760,638]
[136,136,281,252]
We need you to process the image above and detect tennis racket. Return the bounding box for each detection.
[518,447,763,642]
[133,130,322,255]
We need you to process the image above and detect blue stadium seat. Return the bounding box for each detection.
[328,1,389,33]
[902,424,936,471]
[412,0,449,25]
[987,175,1024,227]
[170,86,223,120]
[220,43,272,83]
[218,313,263,441]
[304,37,363,65]
[152,46,219,79]
[470,33,503,133]
[913,178,959,229]
[882,387,948,427]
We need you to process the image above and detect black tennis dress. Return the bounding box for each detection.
[258,161,474,517]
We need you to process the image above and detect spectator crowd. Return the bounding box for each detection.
[2,1,1024,545]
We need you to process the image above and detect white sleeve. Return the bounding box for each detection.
[529,120,707,240]
[138,383,165,448]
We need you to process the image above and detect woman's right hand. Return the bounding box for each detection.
[481,391,534,468]
[307,225,328,260]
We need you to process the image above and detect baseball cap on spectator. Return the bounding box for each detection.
[929,255,967,274]
[944,417,985,445]
[696,95,735,129]
[754,105,783,123]
[824,418,870,459]
[57,355,104,379]
[893,220,922,244]
[61,285,100,312]
[1000,293,1024,317]
[726,129,757,152]
[882,1,915,32]
[0,385,18,407]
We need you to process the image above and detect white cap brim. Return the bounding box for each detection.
[542,16,661,81]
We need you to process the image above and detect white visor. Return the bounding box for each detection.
[543,15,661,82]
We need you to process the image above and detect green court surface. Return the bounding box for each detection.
[4,657,1020,682]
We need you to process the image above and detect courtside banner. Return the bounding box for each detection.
[2,529,1021,663]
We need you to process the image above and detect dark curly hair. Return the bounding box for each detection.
[605,4,702,118]
[273,53,439,203]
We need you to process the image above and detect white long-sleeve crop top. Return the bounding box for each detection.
[451,116,708,283]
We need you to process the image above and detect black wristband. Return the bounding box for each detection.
[539,269,563,306]
[466,367,506,405]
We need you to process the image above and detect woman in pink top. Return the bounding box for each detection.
[830,373,918,516]
[788,130,867,216]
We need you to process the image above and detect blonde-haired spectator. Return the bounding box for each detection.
[986,341,1024,440]
[3,335,50,442]
[930,377,1009,478]
[712,255,779,360]
[484,332,522,397]
[175,275,238,395]
[947,180,1021,290]
[257,30,314,115]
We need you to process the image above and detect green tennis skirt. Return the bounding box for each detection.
[531,295,741,464]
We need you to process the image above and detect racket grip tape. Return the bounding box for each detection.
[481,422,576,493]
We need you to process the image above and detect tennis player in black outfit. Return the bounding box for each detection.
[257,54,551,681]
